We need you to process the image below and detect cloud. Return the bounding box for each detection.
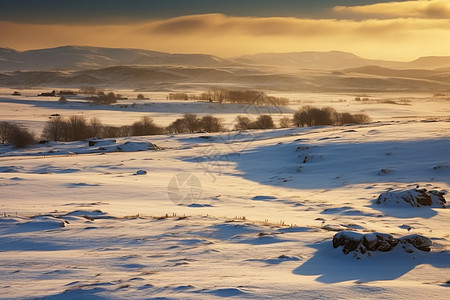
[139,13,450,37]
[334,0,450,19]
[1,14,450,61]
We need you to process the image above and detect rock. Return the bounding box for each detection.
[332,231,363,254]
[332,231,432,256]
[429,190,447,208]
[377,239,393,252]
[376,188,446,208]
[400,234,432,252]
[362,233,378,250]
[135,170,147,175]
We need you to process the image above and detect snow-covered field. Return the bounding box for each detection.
[0,90,450,299]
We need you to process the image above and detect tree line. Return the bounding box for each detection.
[1,105,370,148]
[168,89,289,106]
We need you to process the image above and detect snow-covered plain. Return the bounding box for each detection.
[0,90,450,299]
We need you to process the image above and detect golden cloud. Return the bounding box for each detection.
[138,13,450,36]
[1,14,449,60]
[334,0,450,19]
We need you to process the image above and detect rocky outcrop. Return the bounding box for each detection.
[376,188,446,208]
[333,231,432,257]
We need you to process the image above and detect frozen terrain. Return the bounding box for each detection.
[0,91,449,299]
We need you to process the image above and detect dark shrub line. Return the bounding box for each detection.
[293,105,370,127]
[2,105,370,147]
[168,89,289,106]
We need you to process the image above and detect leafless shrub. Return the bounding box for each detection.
[294,105,371,127]
[79,87,103,95]
[8,124,36,148]
[234,116,252,130]
[42,116,66,141]
[89,91,120,105]
[254,115,275,129]
[89,117,104,137]
[200,115,224,132]
[279,117,292,128]
[131,116,164,136]
[0,122,12,144]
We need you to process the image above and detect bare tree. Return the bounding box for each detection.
[337,113,354,125]
[254,115,275,129]
[131,116,163,136]
[200,115,224,132]
[352,113,371,124]
[0,122,12,144]
[234,116,252,130]
[279,117,292,128]
[68,115,89,141]
[8,124,35,148]
[89,117,103,137]
[42,116,66,141]
[167,118,188,134]
[182,113,201,133]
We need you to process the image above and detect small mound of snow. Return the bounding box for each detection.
[116,142,161,152]
[376,188,446,208]
[63,210,113,220]
[0,166,22,173]
[88,139,116,147]
[15,215,67,232]
[208,288,246,297]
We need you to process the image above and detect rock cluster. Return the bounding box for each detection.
[376,188,446,208]
[333,231,432,256]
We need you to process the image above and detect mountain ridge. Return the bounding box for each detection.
[1,46,450,71]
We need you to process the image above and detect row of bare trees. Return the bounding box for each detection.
[293,106,370,127]
[2,105,370,147]
[41,114,227,142]
[168,89,289,106]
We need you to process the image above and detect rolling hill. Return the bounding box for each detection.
[0,46,450,92]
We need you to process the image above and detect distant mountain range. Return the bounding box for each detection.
[0,46,231,71]
[2,46,450,71]
[0,46,449,92]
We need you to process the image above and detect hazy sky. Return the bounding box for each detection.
[1,0,449,60]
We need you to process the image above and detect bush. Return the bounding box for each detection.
[352,113,371,124]
[90,91,120,105]
[89,117,103,137]
[234,115,274,130]
[58,96,68,104]
[181,113,201,133]
[79,87,102,95]
[167,93,189,100]
[42,116,66,141]
[167,118,188,134]
[167,89,289,106]
[8,124,35,148]
[293,105,370,127]
[102,125,131,138]
[0,122,12,144]
[200,115,224,132]
[68,115,90,141]
[131,116,164,136]
[279,117,291,128]
[136,93,145,100]
[234,116,252,130]
[254,115,275,129]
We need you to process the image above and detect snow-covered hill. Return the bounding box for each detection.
[0,90,449,298]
